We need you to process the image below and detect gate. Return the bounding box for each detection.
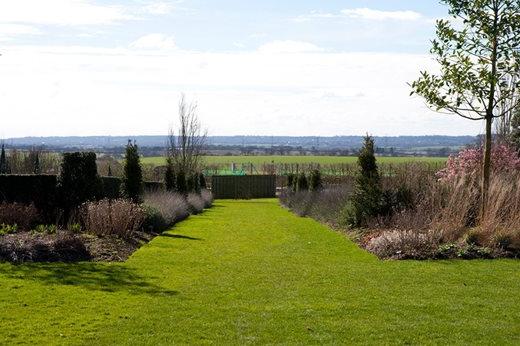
[211,175,276,199]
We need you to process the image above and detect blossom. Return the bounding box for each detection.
[436,143,520,181]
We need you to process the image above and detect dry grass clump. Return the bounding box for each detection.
[187,193,205,214]
[0,202,40,231]
[144,191,189,225]
[201,189,214,209]
[82,199,145,239]
[367,230,442,260]
[279,187,351,226]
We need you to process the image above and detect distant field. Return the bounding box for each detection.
[141,155,447,166]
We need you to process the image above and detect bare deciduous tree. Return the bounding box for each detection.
[167,94,207,175]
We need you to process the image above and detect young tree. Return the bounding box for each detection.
[122,140,143,203]
[167,94,207,178]
[411,0,520,215]
[345,135,382,228]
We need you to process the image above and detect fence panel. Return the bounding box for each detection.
[211,175,276,199]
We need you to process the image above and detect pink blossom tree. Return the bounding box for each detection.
[437,143,520,181]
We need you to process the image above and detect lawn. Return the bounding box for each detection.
[1,200,519,344]
[141,155,447,166]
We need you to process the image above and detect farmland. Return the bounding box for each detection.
[141,155,447,166]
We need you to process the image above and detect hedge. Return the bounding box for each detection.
[0,174,164,213]
[0,175,57,215]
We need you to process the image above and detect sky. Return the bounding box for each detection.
[0,0,484,138]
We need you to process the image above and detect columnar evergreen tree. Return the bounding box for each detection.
[107,164,113,177]
[175,170,187,195]
[411,0,520,215]
[296,172,308,192]
[32,151,40,174]
[345,135,382,227]
[199,173,206,189]
[122,140,143,203]
[0,144,9,174]
[164,158,176,191]
[309,169,323,192]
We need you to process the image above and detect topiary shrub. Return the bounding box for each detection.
[57,152,102,215]
[122,141,143,203]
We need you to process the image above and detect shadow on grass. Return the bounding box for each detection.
[161,234,203,241]
[0,262,178,296]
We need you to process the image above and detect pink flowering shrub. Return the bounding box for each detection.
[437,143,520,181]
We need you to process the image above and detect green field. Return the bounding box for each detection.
[1,200,518,344]
[142,155,447,166]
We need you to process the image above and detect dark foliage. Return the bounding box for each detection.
[287,173,296,191]
[199,173,207,189]
[0,144,10,174]
[57,152,102,212]
[345,135,383,227]
[122,141,143,203]
[175,170,187,195]
[309,169,323,192]
[0,175,57,222]
[296,172,308,192]
[101,177,122,199]
[164,160,176,192]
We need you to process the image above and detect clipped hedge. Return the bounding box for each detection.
[0,174,164,216]
[0,175,57,218]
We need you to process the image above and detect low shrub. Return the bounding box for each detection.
[0,231,90,263]
[81,199,145,239]
[0,202,40,231]
[32,224,58,235]
[187,193,205,214]
[367,230,442,260]
[143,191,190,229]
[0,224,18,235]
[201,189,214,209]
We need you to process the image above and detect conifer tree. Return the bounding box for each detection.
[309,169,323,192]
[122,140,143,203]
[164,158,176,191]
[345,135,382,227]
[0,144,9,174]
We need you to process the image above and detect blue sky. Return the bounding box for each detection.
[0,0,484,137]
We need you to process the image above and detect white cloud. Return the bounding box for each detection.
[295,8,424,23]
[258,40,324,54]
[0,0,135,26]
[0,44,482,137]
[0,24,41,41]
[143,2,176,15]
[341,8,423,21]
[130,34,177,50]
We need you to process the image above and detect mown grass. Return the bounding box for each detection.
[1,200,519,344]
[141,155,447,166]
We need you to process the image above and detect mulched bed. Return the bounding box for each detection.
[0,231,158,263]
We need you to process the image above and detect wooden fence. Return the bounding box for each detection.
[211,175,277,199]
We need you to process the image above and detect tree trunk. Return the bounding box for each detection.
[481,114,493,217]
